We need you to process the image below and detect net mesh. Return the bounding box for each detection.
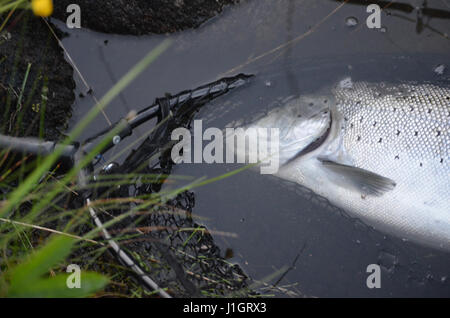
[93,168,253,297]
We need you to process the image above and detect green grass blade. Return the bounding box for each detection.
[8,235,75,286]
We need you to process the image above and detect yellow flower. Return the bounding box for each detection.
[31,0,53,17]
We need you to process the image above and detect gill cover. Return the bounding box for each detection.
[253,94,333,166]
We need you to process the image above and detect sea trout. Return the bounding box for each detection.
[234,79,450,251]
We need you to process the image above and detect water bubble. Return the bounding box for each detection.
[264,80,272,87]
[103,162,119,173]
[433,64,446,76]
[379,26,387,33]
[112,135,121,144]
[345,16,359,27]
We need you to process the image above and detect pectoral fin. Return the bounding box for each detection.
[319,158,396,197]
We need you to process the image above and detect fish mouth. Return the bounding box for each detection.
[282,111,333,166]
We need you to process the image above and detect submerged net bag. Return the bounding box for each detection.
[110,188,252,297]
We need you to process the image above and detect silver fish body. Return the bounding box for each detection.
[237,80,450,251]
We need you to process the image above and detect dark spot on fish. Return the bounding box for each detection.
[428,108,432,114]
[350,123,354,129]
[324,99,328,104]
[378,138,382,143]
[373,121,377,127]
[419,162,423,167]
[414,131,418,136]
[440,158,444,164]
[297,114,302,118]
[356,101,361,105]
[396,130,401,136]
[344,117,348,121]
[393,107,397,112]
[357,135,361,141]
[395,155,400,160]
[436,130,441,137]
[309,103,314,107]
[360,116,364,123]
[410,106,414,112]
[361,194,366,200]
[446,96,450,100]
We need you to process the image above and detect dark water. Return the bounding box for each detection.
[58,0,450,297]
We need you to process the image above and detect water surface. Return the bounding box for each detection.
[58,0,450,297]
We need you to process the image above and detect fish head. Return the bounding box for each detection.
[247,94,334,167]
